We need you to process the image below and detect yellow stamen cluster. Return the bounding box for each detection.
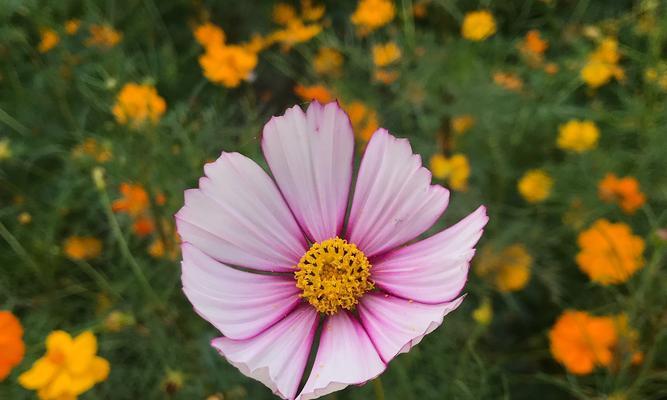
[295,237,373,315]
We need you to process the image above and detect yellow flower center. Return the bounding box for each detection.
[47,350,66,365]
[295,237,373,315]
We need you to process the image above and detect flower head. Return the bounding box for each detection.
[557,119,599,153]
[0,311,25,381]
[522,30,548,55]
[461,10,496,41]
[112,83,166,127]
[518,169,553,203]
[64,236,102,261]
[476,244,532,292]
[576,219,645,285]
[351,0,396,35]
[176,101,487,399]
[199,44,258,88]
[18,331,110,399]
[194,22,225,49]
[38,29,60,53]
[313,47,343,76]
[86,24,122,48]
[270,19,322,49]
[294,84,334,103]
[112,183,150,217]
[581,37,623,88]
[598,173,646,214]
[549,310,617,375]
[65,19,81,35]
[429,153,470,191]
[451,115,475,135]
[344,101,379,141]
[273,3,298,25]
[372,42,401,67]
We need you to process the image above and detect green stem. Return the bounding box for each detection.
[373,377,386,400]
[0,220,45,284]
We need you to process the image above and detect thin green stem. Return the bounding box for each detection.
[373,377,386,400]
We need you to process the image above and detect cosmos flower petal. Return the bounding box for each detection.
[176,152,307,272]
[371,206,488,303]
[181,243,301,340]
[347,129,450,257]
[357,293,464,363]
[212,305,318,400]
[262,101,354,242]
[297,312,385,400]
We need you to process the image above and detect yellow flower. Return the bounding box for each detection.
[71,138,112,163]
[451,115,475,135]
[86,24,122,48]
[518,169,553,203]
[429,153,470,191]
[0,138,12,160]
[351,0,395,35]
[64,19,81,35]
[557,119,599,153]
[19,331,110,399]
[18,212,32,225]
[38,29,60,53]
[581,37,623,88]
[372,42,401,67]
[344,101,379,142]
[270,19,322,49]
[194,22,225,49]
[476,244,532,292]
[273,3,298,25]
[472,298,493,326]
[199,44,258,87]
[64,236,102,261]
[576,219,645,285]
[373,69,399,84]
[301,0,325,21]
[294,84,334,103]
[112,83,167,127]
[313,47,343,76]
[461,10,496,41]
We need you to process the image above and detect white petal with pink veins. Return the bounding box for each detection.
[212,305,318,400]
[262,102,354,242]
[371,206,488,303]
[175,152,307,272]
[358,293,465,363]
[347,129,450,258]
[181,244,301,340]
[297,312,385,400]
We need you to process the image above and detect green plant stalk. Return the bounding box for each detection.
[373,377,386,400]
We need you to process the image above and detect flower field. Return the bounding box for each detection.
[1,0,667,399]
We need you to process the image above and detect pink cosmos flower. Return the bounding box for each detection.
[176,101,487,400]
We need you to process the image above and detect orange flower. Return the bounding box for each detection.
[549,310,617,375]
[294,84,334,103]
[132,216,155,237]
[475,244,532,292]
[194,22,225,49]
[38,28,60,53]
[199,44,258,88]
[522,30,548,55]
[86,24,122,48]
[351,0,395,35]
[344,101,379,142]
[313,47,343,76]
[493,71,523,91]
[112,83,167,127]
[0,311,25,381]
[576,219,645,285]
[598,173,646,214]
[270,19,322,49]
[112,183,150,217]
[64,236,103,261]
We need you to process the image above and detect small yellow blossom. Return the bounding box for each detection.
[372,42,401,67]
[86,24,122,48]
[461,10,496,41]
[451,115,475,134]
[273,3,298,25]
[294,84,334,103]
[344,101,379,142]
[476,244,533,292]
[472,298,493,325]
[301,0,325,21]
[65,19,81,35]
[18,331,110,399]
[581,37,624,88]
[112,83,167,127]
[518,169,553,203]
[373,69,399,84]
[271,19,322,49]
[557,119,599,153]
[64,236,103,261]
[18,212,32,225]
[0,138,11,160]
[38,29,60,53]
[314,47,343,76]
[72,138,112,163]
[429,153,470,191]
[194,22,225,49]
[351,0,395,35]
